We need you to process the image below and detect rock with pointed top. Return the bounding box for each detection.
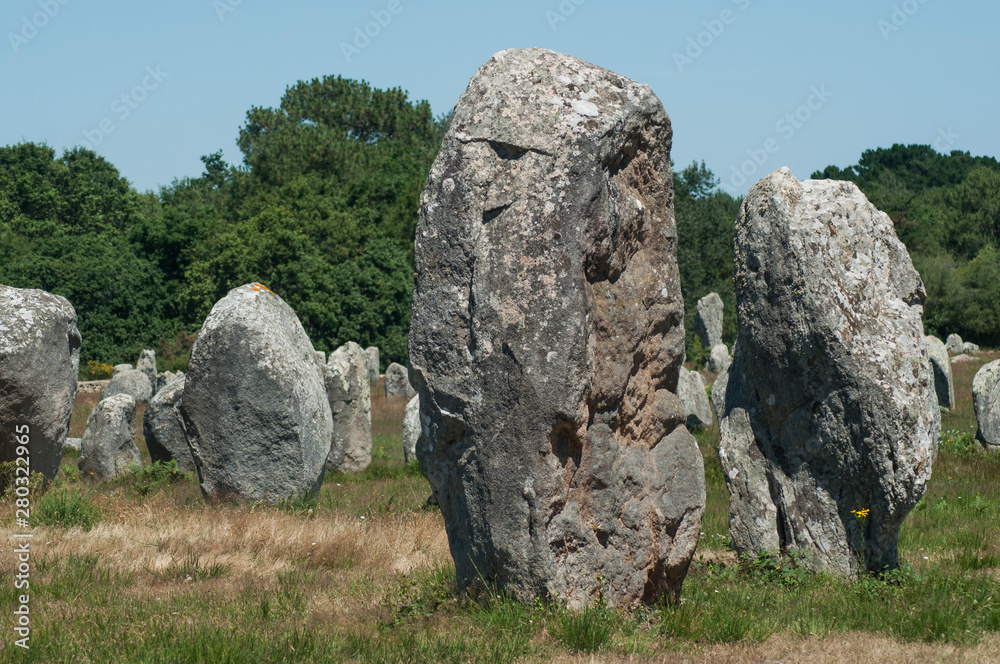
[136,349,157,391]
[945,334,964,356]
[677,367,713,430]
[402,394,423,464]
[0,285,81,480]
[717,168,938,577]
[365,347,379,383]
[409,48,705,609]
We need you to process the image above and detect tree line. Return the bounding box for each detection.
[1,77,996,372]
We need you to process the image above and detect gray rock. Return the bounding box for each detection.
[64,437,82,452]
[155,371,177,395]
[324,342,372,474]
[708,343,730,374]
[315,350,326,368]
[365,346,379,383]
[717,169,939,577]
[112,364,133,376]
[79,394,140,480]
[0,285,81,480]
[924,336,954,410]
[100,369,153,404]
[973,360,1000,453]
[951,354,976,364]
[963,342,980,355]
[402,394,423,464]
[136,349,157,392]
[945,333,964,356]
[181,283,333,503]
[384,362,416,400]
[142,377,195,472]
[693,293,724,352]
[710,360,730,422]
[677,368,713,430]
[409,49,705,609]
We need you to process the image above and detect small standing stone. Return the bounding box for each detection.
[79,394,140,480]
[924,336,955,410]
[384,362,416,400]
[113,364,133,376]
[973,360,1000,453]
[402,394,422,464]
[945,334,964,356]
[708,344,730,374]
[325,342,372,474]
[693,293,724,351]
[365,346,380,383]
[677,368,713,430]
[136,349,157,392]
[100,369,153,404]
[143,377,196,472]
[963,342,980,355]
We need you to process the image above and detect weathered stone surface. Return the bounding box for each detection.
[155,371,181,395]
[717,168,939,576]
[693,293,723,351]
[924,336,955,410]
[79,394,140,480]
[384,362,416,400]
[136,349,157,391]
[181,283,333,503]
[142,377,195,472]
[945,334,964,356]
[677,368,713,430]
[708,343,730,374]
[973,360,1000,453]
[65,437,81,452]
[100,369,153,404]
[951,354,976,364]
[402,394,422,464]
[963,342,980,355]
[409,49,705,608]
[365,346,379,383]
[324,342,372,473]
[0,285,81,480]
[113,364,132,376]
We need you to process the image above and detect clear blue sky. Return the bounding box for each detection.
[3,0,996,196]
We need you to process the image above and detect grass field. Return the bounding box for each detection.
[2,361,999,662]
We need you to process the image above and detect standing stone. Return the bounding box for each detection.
[708,343,730,374]
[0,285,81,480]
[324,342,372,473]
[100,369,153,404]
[677,368,713,431]
[315,350,326,369]
[717,168,938,576]
[924,336,955,410]
[136,349,157,392]
[963,342,980,355]
[365,346,380,383]
[155,371,178,395]
[973,360,1000,453]
[409,49,705,608]
[113,364,133,376]
[945,334,964,356]
[693,293,724,352]
[384,362,416,400]
[181,283,333,503]
[142,377,196,472]
[79,394,140,480]
[402,394,423,464]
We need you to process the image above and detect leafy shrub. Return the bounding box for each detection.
[80,360,114,380]
[32,484,101,530]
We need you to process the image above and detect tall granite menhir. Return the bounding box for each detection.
[716,168,938,576]
[409,49,705,608]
